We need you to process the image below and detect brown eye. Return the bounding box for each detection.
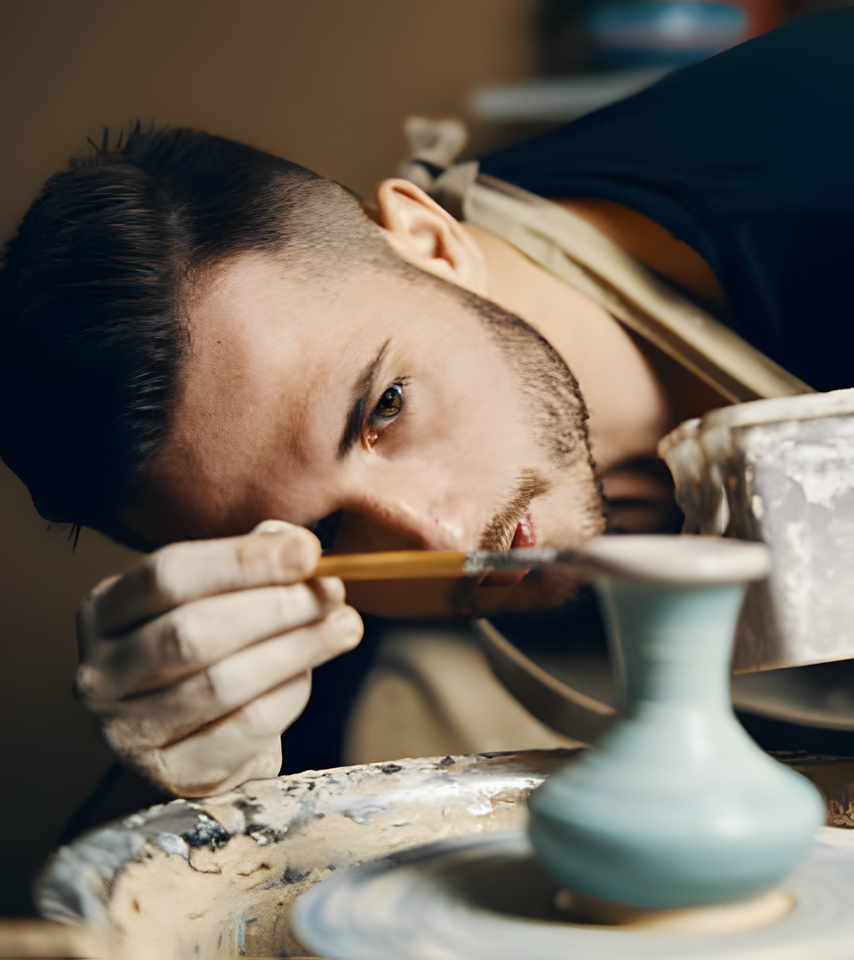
[374,383,403,419]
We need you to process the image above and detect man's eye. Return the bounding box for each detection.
[373,383,403,419]
[308,510,341,553]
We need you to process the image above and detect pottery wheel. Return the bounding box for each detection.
[294,827,854,959]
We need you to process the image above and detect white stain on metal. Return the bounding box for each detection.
[661,395,854,671]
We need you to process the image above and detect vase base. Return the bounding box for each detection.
[555,885,794,934]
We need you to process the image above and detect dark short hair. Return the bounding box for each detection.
[0,124,390,547]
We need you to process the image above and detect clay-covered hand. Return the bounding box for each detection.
[75,520,363,798]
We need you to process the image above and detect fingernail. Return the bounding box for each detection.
[252,519,292,536]
[275,528,320,573]
[315,576,346,605]
[332,605,363,636]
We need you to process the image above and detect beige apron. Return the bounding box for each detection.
[418,166,811,403]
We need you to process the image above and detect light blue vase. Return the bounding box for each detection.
[528,537,826,909]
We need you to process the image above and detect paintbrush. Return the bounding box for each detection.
[314,547,576,581]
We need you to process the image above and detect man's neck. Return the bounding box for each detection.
[465,222,725,477]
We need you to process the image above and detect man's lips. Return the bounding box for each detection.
[480,512,536,587]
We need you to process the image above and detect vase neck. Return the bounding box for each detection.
[596,580,746,713]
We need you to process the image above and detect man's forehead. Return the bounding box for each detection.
[129,258,354,539]
[170,254,401,488]
[192,255,328,353]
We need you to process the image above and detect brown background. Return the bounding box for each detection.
[0,0,538,914]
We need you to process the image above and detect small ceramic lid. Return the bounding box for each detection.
[576,535,770,585]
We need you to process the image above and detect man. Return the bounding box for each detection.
[2,11,852,799]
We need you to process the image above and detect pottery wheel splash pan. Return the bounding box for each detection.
[294,827,854,960]
[38,750,854,958]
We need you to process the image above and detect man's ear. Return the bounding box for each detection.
[364,179,489,296]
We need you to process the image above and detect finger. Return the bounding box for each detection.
[95,605,363,745]
[76,573,122,653]
[93,522,322,636]
[158,673,313,796]
[77,578,346,702]
[250,519,292,535]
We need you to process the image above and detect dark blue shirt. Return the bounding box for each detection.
[479,10,854,393]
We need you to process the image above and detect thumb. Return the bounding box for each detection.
[250,519,295,536]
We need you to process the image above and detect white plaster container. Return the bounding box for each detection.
[659,390,854,672]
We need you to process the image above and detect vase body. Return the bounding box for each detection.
[528,577,825,908]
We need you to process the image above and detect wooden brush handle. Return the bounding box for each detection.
[315,550,468,581]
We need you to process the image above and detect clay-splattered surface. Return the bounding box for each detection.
[38,749,578,958]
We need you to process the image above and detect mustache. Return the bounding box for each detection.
[448,470,550,614]
[478,469,551,553]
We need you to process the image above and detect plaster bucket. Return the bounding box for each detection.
[659,388,854,673]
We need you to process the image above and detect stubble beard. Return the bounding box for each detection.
[450,289,606,615]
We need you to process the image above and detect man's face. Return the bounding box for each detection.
[125,254,604,616]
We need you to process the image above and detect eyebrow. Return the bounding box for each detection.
[337,339,392,459]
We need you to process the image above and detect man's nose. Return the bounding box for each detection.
[338,488,471,554]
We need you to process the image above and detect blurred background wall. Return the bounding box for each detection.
[1,0,850,917]
[0,0,539,914]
